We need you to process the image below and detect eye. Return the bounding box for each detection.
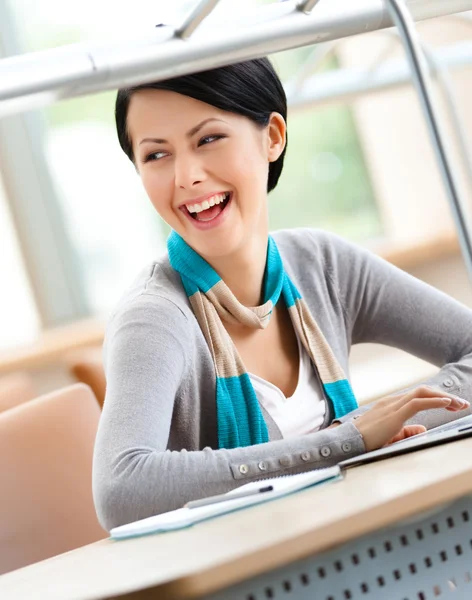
[144,151,168,163]
[198,134,226,147]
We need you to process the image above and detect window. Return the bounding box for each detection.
[5,0,380,322]
[8,0,173,316]
[0,174,40,350]
[269,51,380,240]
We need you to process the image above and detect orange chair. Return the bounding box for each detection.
[65,347,106,408]
[0,383,107,575]
[0,372,36,414]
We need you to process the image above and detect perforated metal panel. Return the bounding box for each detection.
[206,495,472,600]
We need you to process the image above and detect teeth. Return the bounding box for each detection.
[186,192,227,213]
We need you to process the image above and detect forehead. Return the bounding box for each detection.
[127,89,233,143]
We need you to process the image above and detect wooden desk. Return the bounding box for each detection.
[1,439,472,599]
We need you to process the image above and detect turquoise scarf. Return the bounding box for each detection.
[168,231,357,449]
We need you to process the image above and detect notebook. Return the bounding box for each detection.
[110,465,342,540]
[339,413,472,470]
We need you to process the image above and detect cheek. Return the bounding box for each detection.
[214,136,267,190]
[141,169,173,215]
[232,149,268,191]
[237,135,268,176]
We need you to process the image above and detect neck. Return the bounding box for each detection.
[210,234,269,307]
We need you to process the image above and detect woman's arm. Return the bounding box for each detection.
[92,293,365,530]
[318,230,472,429]
[93,283,466,530]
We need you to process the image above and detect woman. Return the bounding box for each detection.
[93,58,472,531]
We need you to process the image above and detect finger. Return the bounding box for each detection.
[386,424,427,446]
[401,424,427,438]
[444,395,469,411]
[384,387,432,412]
[403,424,427,436]
[397,397,452,423]
[445,398,470,411]
[391,386,469,411]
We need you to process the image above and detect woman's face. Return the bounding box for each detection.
[127,89,285,260]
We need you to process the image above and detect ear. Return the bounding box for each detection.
[266,112,287,163]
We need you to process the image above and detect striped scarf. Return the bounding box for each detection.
[167,231,358,449]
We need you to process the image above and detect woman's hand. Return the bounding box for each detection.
[332,385,469,452]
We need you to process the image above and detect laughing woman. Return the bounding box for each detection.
[93,58,472,530]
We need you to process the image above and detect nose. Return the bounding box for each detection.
[174,152,206,190]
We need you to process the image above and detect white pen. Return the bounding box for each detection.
[185,485,274,509]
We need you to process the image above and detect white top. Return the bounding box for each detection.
[248,336,326,438]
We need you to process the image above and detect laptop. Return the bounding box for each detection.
[339,413,472,470]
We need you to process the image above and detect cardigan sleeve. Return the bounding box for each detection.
[315,230,472,429]
[92,292,365,530]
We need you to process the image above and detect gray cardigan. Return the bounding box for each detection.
[93,228,472,530]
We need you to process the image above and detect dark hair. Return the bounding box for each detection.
[115,57,287,193]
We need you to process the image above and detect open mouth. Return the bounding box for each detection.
[185,192,232,223]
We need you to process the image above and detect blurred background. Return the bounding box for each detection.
[2,0,472,404]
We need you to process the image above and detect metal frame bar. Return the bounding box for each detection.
[2,0,472,327]
[285,41,472,107]
[286,26,472,247]
[297,0,323,13]
[384,0,472,280]
[422,44,472,202]
[347,26,472,234]
[367,12,472,71]
[177,0,222,40]
[1,0,472,111]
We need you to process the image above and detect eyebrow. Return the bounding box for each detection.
[138,118,226,146]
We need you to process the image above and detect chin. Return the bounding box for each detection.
[184,227,244,262]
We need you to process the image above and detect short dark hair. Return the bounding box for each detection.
[115,57,287,193]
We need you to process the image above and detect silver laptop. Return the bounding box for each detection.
[339,413,472,470]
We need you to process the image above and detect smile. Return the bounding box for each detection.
[180,192,232,230]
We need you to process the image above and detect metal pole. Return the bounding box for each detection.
[297,0,323,13]
[1,0,472,112]
[385,0,472,281]
[423,43,472,202]
[358,27,472,210]
[285,41,472,108]
[1,44,471,119]
[177,0,222,40]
